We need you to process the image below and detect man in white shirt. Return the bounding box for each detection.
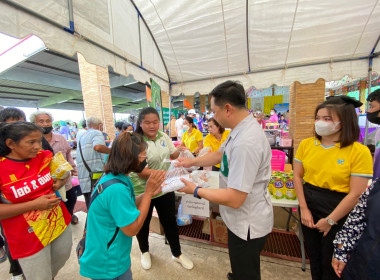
[178,80,273,280]
[175,113,185,141]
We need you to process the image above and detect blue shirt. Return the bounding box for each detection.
[76,128,106,193]
[80,173,140,279]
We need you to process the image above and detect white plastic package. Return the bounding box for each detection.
[189,170,210,188]
[179,150,199,172]
[162,160,191,193]
[161,160,211,193]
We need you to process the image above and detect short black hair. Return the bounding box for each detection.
[367,88,380,103]
[0,107,26,123]
[115,121,124,130]
[209,80,246,109]
[122,122,133,131]
[81,119,87,128]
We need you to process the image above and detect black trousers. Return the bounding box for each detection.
[0,225,23,276]
[64,187,78,215]
[228,229,268,280]
[301,183,347,280]
[83,192,91,210]
[136,192,181,257]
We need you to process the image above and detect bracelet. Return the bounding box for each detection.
[194,186,202,199]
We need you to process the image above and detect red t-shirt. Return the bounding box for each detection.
[0,150,71,259]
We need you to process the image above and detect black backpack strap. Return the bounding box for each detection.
[90,178,129,204]
[89,178,130,250]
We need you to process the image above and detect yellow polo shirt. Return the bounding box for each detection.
[182,128,203,153]
[295,137,373,193]
[204,130,230,168]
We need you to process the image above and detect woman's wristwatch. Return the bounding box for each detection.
[325,216,337,226]
[194,186,202,199]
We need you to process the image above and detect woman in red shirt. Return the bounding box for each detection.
[0,122,72,280]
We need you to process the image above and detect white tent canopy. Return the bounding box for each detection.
[0,0,379,96]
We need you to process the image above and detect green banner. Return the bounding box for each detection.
[162,108,186,126]
[150,79,163,128]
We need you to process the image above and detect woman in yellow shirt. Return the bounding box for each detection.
[180,116,203,155]
[203,118,230,171]
[293,96,373,280]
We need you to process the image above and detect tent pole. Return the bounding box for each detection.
[168,82,172,137]
[363,64,372,146]
[363,35,380,145]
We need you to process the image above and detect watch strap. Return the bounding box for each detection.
[194,186,202,199]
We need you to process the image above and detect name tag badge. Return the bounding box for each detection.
[220,152,229,177]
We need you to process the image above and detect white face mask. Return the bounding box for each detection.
[270,112,274,115]
[315,120,340,136]
[183,125,190,131]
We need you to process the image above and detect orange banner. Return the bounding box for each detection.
[183,99,192,109]
[146,86,151,102]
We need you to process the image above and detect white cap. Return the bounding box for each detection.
[188,109,196,114]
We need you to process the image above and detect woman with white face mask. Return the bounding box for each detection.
[293,96,373,280]
[180,116,203,155]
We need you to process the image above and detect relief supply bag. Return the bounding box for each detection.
[179,150,199,172]
[50,152,73,201]
[161,160,191,193]
[197,147,213,171]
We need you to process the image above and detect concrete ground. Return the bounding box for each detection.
[0,210,311,280]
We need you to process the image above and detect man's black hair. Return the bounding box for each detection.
[81,119,87,128]
[0,107,26,123]
[115,121,124,130]
[367,88,380,103]
[209,80,246,109]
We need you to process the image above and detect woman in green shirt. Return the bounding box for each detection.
[130,107,194,271]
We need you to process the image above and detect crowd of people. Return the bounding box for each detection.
[0,85,379,280]
[251,109,289,130]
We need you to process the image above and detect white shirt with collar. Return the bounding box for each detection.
[218,114,273,240]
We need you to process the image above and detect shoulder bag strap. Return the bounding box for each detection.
[89,178,130,249]
[78,140,92,174]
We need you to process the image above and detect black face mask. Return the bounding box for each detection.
[135,159,147,173]
[42,126,53,134]
[367,110,380,124]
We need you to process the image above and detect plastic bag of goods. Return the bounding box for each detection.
[176,201,192,226]
[284,171,296,200]
[272,172,285,199]
[179,150,199,172]
[50,152,73,179]
[161,160,191,193]
[50,152,73,202]
[190,170,210,188]
[197,147,213,171]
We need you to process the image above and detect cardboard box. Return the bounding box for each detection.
[210,213,228,244]
[202,218,210,235]
[149,209,164,235]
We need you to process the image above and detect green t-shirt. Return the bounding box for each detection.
[80,173,140,279]
[130,132,177,198]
